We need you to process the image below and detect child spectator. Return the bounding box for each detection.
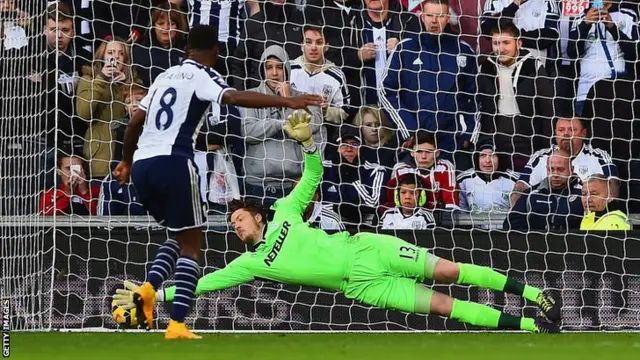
[380,171,436,230]
[113,83,147,162]
[457,138,517,213]
[97,162,146,216]
[39,154,100,216]
[352,105,398,172]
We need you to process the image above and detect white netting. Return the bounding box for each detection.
[1,0,640,331]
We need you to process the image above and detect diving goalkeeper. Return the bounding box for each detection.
[115,111,561,333]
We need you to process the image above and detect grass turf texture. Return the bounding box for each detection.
[8,332,639,360]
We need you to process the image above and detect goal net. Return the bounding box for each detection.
[2,0,640,332]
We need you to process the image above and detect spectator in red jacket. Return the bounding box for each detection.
[39,154,100,216]
[383,130,460,212]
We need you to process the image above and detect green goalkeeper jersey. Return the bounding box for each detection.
[164,149,353,301]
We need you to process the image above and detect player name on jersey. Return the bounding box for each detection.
[264,221,291,267]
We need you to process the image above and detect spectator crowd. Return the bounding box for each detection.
[1,0,639,232]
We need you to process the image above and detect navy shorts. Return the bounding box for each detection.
[131,156,206,232]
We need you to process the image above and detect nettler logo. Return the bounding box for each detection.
[264,221,291,266]
[2,298,9,358]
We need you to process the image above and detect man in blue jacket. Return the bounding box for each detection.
[504,149,584,231]
[379,0,477,158]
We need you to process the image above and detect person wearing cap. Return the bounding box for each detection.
[580,174,630,231]
[380,171,436,230]
[322,124,389,227]
[457,138,518,214]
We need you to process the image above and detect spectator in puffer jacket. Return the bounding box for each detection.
[240,44,324,209]
[504,148,584,231]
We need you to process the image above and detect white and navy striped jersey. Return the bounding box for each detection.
[483,0,560,60]
[290,61,350,107]
[457,170,518,212]
[518,144,618,188]
[571,6,639,100]
[134,59,233,162]
[380,208,435,230]
[187,0,244,45]
[306,202,345,231]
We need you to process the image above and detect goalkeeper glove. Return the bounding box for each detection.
[112,280,140,310]
[283,110,315,150]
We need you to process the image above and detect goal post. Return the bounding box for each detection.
[0,0,51,331]
[1,0,640,333]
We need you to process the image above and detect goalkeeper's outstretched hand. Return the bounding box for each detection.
[112,280,140,310]
[284,110,314,149]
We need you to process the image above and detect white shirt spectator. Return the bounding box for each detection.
[380,208,435,230]
[458,169,518,212]
[306,202,345,231]
[290,60,350,107]
[518,144,617,188]
[571,6,639,101]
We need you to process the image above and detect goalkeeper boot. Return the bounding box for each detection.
[536,291,561,322]
[533,318,561,334]
[133,282,156,329]
[165,320,202,340]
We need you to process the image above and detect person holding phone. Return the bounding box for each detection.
[76,37,141,179]
[38,154,100,216]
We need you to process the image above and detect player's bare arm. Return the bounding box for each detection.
[222,89,323,113]
[113,107,146,185]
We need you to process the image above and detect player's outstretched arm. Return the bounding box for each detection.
[275,111,323,216]
[113,108,146,185]
[222,89,323,113]
[114,256,255,306]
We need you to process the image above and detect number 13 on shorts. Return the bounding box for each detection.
[398,245,418,261]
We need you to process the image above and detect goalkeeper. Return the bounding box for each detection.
[115,111,561,333]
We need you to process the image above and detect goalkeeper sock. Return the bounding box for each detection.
[147,239,180,290]
[456,263,542,303]
[450,299,536,331]
[171,256,200,322]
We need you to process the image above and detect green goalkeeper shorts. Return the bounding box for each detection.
[343,233,440,313]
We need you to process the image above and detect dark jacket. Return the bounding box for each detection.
[380,30,477,152]
[477,49,555,155]
[322,156,389,225]
[132,31,186,87]
[505,177,584,231]
[230,1,304,90]
[352,0,420,106]
[45,43,93,150]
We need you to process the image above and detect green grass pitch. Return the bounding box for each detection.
[8,332,640,360]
